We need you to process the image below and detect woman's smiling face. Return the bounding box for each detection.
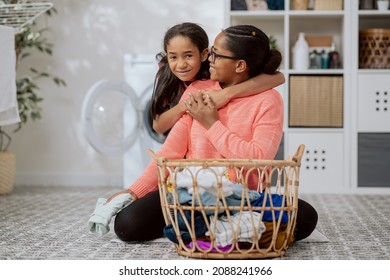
[208,32,240,88]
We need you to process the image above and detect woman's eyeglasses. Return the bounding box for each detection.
[209,46,238,63]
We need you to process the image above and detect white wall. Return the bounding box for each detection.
[6,0,225,187]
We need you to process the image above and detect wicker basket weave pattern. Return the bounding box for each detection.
[314,0,343,10]
[0,152,16,195]
[149,144,304,259]
[359,29,390,69]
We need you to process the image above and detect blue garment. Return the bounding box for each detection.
[163,210,207,244]
[251,193,288,223]
[227,184,261,205]
[176,188,221,213]
[176,183,261,215]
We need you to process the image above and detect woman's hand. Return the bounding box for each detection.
[184,91,218,129]
[105,189,136,204]
[201,89,229,109]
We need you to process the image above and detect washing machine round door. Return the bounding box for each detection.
[140,84,167,144]
[81,80,140,156]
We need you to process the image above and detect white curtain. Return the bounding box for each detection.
[0,25,20,126]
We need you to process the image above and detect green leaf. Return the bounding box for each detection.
[53,77,67,86]
[40,72,50,77]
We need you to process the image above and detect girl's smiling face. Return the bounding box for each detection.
[166,35,209,83]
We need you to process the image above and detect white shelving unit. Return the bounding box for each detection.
[350,0,390,194]
[224,0,390,194]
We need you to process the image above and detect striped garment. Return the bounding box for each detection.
[207,212,266,247]
[129,79,284,198]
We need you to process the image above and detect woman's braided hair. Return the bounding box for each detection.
[222,25,282,77]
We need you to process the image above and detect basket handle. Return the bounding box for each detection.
[147,149,158,160]
[291,144,305,165]
[147,149,168,165]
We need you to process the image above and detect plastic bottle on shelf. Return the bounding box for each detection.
[292,32,309,70]
[309,50,319,69]
[307,0,315,10]
[315,51,322,69]
[321,50,329,69]
[328,41,341,69]
[360,0,375,9]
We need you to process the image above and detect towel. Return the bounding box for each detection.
[173,166,235,197]
[207,212,266,247]
[0,25,20,126]
[88,193,133,235]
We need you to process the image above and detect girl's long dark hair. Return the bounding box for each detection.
[150,22,210,123]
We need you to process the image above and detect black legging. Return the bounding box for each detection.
[114,190,318,242]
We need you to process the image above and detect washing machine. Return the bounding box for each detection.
[81,54,165,188]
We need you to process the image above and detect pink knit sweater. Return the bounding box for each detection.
[129,79,284,198]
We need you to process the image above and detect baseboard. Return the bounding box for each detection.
[14,173,123,188]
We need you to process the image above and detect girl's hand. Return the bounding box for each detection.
[201,89,229,109]
[184,91,218,129]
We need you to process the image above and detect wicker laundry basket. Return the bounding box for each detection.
[292,0,308,10]
[314,0,343,10]
[149,144,305,259]
[359,29,390,69]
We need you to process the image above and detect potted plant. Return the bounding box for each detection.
[0,0,65,194]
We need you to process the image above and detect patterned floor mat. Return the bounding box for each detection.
[1,186,389,260]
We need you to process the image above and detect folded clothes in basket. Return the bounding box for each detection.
[174,183,261,215]
[164,210,267,248]
[185,240,234,252]
[163,210,207,244]
[207,212,266,247]
[172,166,235,196]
